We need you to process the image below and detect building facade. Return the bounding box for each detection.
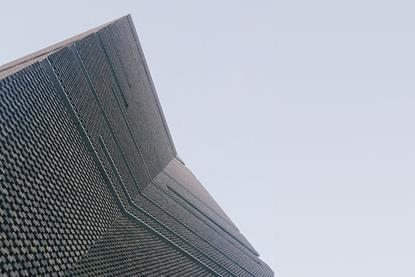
[0,15,273,276]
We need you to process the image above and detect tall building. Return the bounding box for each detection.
[0,15,273,276]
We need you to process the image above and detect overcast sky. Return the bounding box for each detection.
[2,1,415,276]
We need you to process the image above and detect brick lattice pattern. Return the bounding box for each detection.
[0,15,273,277]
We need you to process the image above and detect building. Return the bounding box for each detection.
[0,15,273,276]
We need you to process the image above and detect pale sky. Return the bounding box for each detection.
[2,1,415,276]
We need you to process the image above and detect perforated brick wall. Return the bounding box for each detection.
[0,15,273,277]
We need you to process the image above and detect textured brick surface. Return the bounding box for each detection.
[0,15,273,276]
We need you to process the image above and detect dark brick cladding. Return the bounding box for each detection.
[0,15,273,276]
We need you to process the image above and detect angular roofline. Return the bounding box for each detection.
[0,15,128,80]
